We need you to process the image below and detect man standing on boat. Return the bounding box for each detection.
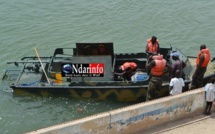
[190,44,211,90]
[170,52,186,79]
[145,36,160,61]
[146,54,167,101]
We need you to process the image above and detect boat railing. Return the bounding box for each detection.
[21,56,52,61]
[115,52,147,59]
[2,69,21,82]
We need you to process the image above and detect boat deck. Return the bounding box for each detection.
[18,72,43,86]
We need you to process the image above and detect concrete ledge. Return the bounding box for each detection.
[27,88,206,134]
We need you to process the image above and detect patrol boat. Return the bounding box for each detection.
[2,43,215,102]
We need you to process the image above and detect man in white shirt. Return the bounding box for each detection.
[204,77,215,115]
[169,70,185,95]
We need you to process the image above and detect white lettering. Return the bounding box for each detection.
[72,64,78,73]
[71,63,104,75]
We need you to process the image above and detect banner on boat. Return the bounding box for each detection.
[61,63,104,77]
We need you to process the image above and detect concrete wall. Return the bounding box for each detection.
[27,88,208,134]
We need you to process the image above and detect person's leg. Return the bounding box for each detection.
[197,76,204,88]
[146,77,157,101]
[190,74,197,90]
[207,102,213,115]
[204,101,209,115]
[156,77,163,98]
[197,68,206,88]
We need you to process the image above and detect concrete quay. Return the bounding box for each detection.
[26,88,215,134]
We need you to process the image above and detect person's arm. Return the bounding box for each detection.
[113,72,123,75]
[145,44,149,53]
[164,62,172,75]
[197,54,204,69]
[146,60,155,75]
[157,43,160,53]
[198,54,205,67]
[182,79,185,87]
[124,67,133,74]
[182,61,186,69]
[146,60,155,68]
[204,84,209,91]
[169,79,174,95]
[193,54,204,77]
[169,86,173,92]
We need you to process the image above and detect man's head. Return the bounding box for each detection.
[151,36,157,44]
[200,44,206,50]
[171,52,179,60]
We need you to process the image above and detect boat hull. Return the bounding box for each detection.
[11,84,170,102]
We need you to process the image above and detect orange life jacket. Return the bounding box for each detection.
[151,55,166,76]
[121,62,137,71]
[147,38,159,53]
[196,48,211,67]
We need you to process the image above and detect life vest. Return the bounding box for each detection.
[121,62,137,71]
[151,55,166,76]
[147,38,159,53]
[196,48,211,67]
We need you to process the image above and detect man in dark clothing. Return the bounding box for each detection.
[190,44,211,90]
[170,52,186,79]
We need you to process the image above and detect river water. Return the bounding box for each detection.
[1,0,215,133]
